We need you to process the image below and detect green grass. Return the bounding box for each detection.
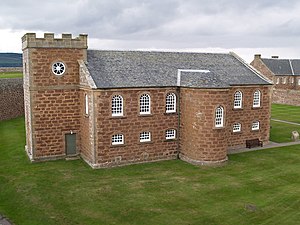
[0,72,23,79]
[272,103,300,124]
[1,117,300,225]
[270,120,300,143]
[270,104,300,143]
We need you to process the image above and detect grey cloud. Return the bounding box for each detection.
[0,0,300,49]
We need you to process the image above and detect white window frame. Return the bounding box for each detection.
[276,77,280,84]
[215,106,224,128]
[112,134,124,145]
[290,77,294,84]
[85,94,89,115]
[166,129,176,139]
[166,93,176,113]
[112,95,123,116]
[252,121,260,131]
[233,91,242,109]
[253,90,261,108]
[298,79,300,86]
[140,131,151,142]
[233,123,241,133]
[140,94,151,115]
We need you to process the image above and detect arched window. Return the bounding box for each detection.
[140,94,151,114]
[215,106,224,128]
[85,94,89,115]
[233,91,242,109]
[112,95,123,116]
[166,93,176,113]
[233,123,241,132]
[253,90,261,108]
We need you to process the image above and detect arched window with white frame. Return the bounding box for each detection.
[233,91,242,109]
[253,90,261,108]
[215,106,224,128]
[166,93,176,113]
[112,95,123,116]
[140,93,151,114]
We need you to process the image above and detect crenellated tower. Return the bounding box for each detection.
[22,33,87,161]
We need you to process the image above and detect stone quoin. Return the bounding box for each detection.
[22,33,272,168]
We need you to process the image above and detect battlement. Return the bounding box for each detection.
[22,33,88,50]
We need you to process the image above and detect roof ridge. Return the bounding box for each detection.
[230,52,273,84]
[87,49,230,55]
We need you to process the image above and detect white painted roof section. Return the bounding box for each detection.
[289,59,295,75]
[177,69,211,86]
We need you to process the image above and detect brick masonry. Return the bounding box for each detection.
[0,78,24,121]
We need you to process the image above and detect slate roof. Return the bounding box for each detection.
[87,50,271,89]
[261,58,300,76]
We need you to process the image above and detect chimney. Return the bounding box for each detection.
[254,54,261,60]
[271,56,279,59]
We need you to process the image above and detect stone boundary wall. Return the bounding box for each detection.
[0,67,23,72]
[0,78,24,121]
[273,88,300,106]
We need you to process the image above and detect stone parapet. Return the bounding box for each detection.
[22,33,88,50]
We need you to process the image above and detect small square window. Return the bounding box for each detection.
[112,134,124,145]
[140,131,151,142]
[233,123,241,132]
[166,129,176,139]
[252,121,260,131]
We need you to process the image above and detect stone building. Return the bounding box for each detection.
[251,54,300,106]
[22,33,272,168]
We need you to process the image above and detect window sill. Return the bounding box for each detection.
[164,138,177,142]
[110,116,127,119]
[232,107,243,111]
[213,126,225,130]
[164,112,178,115]
[252,106,262,110]
[251,129,260,132]
[110,143,126,148]
[84,114,89,118]
[138,114,153,117]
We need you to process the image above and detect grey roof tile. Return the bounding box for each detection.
[87,50,270,89]
[262,58,293,75]
[290,59,300,75]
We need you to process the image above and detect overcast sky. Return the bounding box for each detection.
[0,0,299,62]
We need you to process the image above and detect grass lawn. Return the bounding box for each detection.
[1,117,300,225]
[270,120,300,143]
[270,104,300,143]
[271,103,300,124]
[0,72,23,79]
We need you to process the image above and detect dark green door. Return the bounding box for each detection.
[65,134,76,155]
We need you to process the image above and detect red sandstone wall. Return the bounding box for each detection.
[93,88,179,168]
[26,48,85,159]
[227,86,271,148]
[180,88,228,164]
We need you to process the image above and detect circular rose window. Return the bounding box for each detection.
[52,62,66,76]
